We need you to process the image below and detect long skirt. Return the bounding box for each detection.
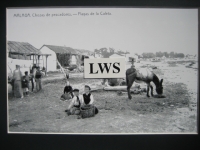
[14,80,23,98]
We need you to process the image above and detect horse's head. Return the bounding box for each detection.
[156,79,163,95]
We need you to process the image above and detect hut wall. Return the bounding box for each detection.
[40,46,57,72]
[7,57,32,75]
[71,55,77,65]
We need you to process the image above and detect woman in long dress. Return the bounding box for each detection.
[13,65,23,98]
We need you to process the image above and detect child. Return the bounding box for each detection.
[63,81,74,98]
[80,85,98,114]
[65,89,81,115]
[22,76,29,96]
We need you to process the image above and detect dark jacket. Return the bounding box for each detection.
[22,79,28,88]
[35,70,42,79]
[83,93,91,105]
[64,86,73,94]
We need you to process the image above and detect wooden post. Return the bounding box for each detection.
[35,55,37,66]
[38,55,40,67]
[45,55,48,75]
[33,55,34,64]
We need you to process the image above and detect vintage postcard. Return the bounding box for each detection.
[7,7,198,134]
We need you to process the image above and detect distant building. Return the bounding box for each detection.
[185,54,196,59]
[162,56,166,59]
[109,53,139,63]
[109,53,124,58]
[94,53,102,58]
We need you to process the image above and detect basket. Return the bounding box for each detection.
[80,105,95,118]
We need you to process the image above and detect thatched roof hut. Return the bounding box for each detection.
[7,41,41,59]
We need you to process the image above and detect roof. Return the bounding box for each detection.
[7,41,41,55]
[43,45,78,55]
[110,53,124,57]
[42,45,93,56]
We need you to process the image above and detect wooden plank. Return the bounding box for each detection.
[104,85,140,91]
[45,55,48,75]
[57,59,66,77]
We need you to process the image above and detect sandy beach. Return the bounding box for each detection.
[8,59,198,133]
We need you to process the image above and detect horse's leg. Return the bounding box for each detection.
[146,83,150,97]
[127,75,136,100]
[150,84,154,96]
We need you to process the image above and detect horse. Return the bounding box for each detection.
[126,67,163,99]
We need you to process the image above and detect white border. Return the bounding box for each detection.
[6,7,199,135]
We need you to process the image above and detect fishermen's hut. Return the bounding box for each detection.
[40,45,93,72]
[7,41,51,75]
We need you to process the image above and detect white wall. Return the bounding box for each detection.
[71,55,77,64]
[40,46,57,72]
[7,57,32,76]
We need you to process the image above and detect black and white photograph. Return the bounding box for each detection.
[7,7,198,134]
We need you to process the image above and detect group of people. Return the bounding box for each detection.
[62,81,98,118]
[11,64,43,98]
[10,64,98,118]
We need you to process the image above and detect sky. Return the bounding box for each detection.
[7,8,198,55]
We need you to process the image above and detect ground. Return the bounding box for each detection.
[8,60,198,133]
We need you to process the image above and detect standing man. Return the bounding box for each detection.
[29,69,35,92]
[13,65,23,98]
[35,66,42,92]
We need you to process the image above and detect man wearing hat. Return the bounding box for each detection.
[35,66,42,92]
[13,65,23,98]
[65,89,81,115]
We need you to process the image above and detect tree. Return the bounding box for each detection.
[175,53,185,58]
[163,52,169,58]
[95,47,116,58]
[169,52,175,58]
[156,51,164,57]
[142,52,155,58]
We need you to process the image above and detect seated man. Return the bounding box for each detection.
[65,89,81,115]
[80,85,98,115]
